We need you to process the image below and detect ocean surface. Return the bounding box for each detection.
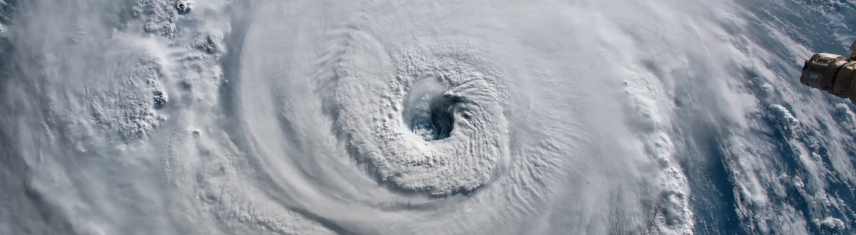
[0,0,855,234]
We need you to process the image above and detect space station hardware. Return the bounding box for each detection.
[800,40,856,103]
[851,40,856,60]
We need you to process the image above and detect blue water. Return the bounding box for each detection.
[684,0,856,234]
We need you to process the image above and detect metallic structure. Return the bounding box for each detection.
[801,40,856,103]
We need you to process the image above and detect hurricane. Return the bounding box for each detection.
[2,0,855,234]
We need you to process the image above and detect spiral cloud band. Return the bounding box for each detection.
[8,0,853,234]
[237,1,691,234]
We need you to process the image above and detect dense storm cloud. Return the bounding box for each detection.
[1,0,855,234]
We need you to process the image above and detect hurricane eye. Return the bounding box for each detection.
[409,95,457,141]
[401,78,458,141]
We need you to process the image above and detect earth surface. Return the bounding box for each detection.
[1,0,855,234]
